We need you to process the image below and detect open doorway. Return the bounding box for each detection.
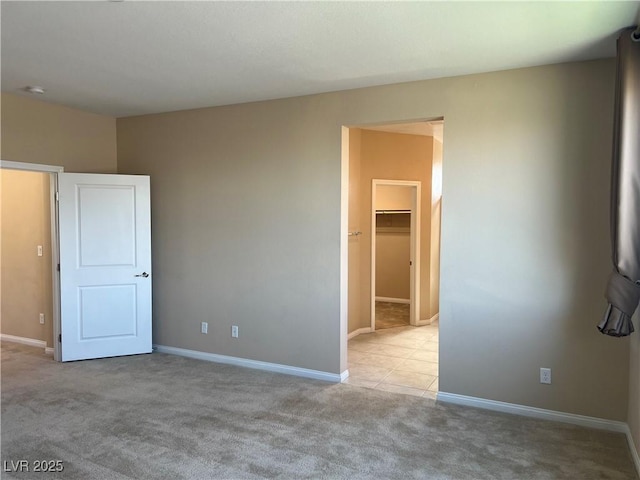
[1,160,153,363]
[372,181,420,330]
[341,120,444,398]
[0,165,60,359]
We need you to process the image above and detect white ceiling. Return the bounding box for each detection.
[2,1,638,118]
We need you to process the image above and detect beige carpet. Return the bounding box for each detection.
[1,341,637,479]
[375,301,410,329]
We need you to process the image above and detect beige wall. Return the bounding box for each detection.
[1,170,53,346]
[376,185,412,211]
[376,216,410,299]
[430,139,443,317]
[629,312,640,458]
[1,93,117,172]
[358,130,433,323]
[376,189,411,300]
[375,233,410,299]
[348,128,362,334]
[117,58,628,420]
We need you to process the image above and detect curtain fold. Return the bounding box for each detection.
[599,27,640,337]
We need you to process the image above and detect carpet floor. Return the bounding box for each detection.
[1,341,637,479]
[375,301,410,329]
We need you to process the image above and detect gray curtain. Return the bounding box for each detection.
[599,27,640,337]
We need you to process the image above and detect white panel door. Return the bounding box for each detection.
[58,173,151,361]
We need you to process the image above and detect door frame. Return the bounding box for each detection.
[0,160,63,361]
[371,179,421,331]
[339,119,443,376]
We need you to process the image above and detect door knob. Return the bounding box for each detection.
[135,272,150,278]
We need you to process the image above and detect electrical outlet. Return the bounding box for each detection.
[231,325,239,338]
[540,367,551,384]
[39,313,45,325]
[37,245,43,257]
[201,322,208,334]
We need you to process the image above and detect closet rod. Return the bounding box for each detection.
[375,209,410,214]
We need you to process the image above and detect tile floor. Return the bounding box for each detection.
[346,321,439,399]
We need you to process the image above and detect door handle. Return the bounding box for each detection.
[135,272,150,278]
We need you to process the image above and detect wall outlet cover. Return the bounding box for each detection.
[540,367,552,384]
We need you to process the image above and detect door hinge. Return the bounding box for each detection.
[55,191,59,202]
[57,264,60,272]
[58,334,62,343]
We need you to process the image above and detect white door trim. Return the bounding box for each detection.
[371,179,421,330]
[339,127,350,375]
[0,160,64,173]
[0,160,64,361]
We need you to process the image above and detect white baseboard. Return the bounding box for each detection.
[153,344,343,383]
[437,392,628,432]
[627,429,640,477]
[340,369,350,382]
[375,296,410,304]
[45,347,54,355]
[1,334,46,349]
[416,313,439,326]
[348,327,371,339]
